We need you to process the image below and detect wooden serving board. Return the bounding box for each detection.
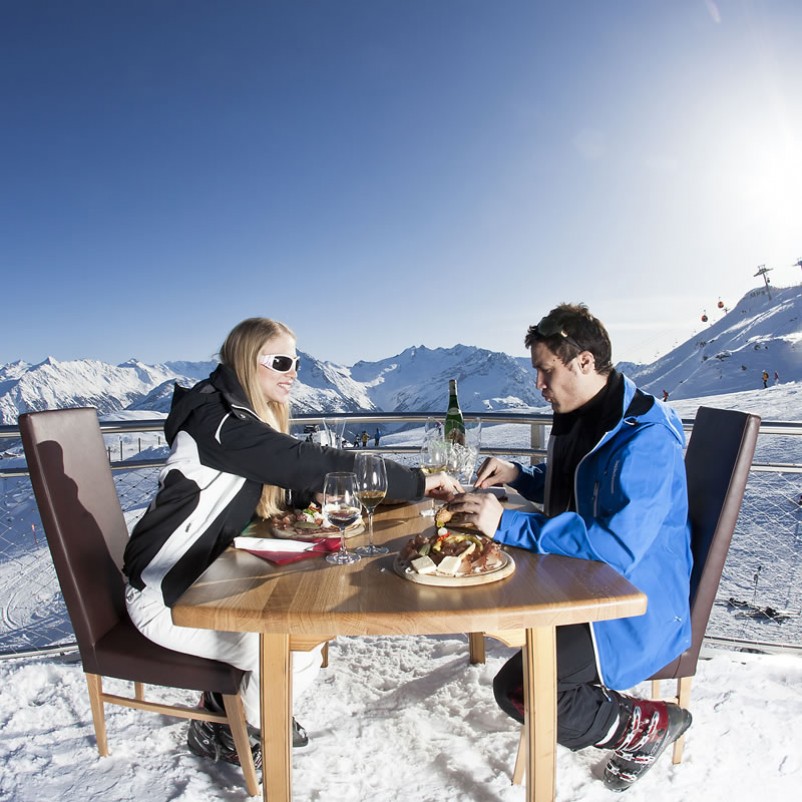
[393,551,515,587]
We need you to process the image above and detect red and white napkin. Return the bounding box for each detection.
[232,536,340,565]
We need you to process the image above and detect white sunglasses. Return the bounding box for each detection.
[257,354,301,373]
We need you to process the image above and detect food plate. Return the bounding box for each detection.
[393,551,515,587]
[268,501,365,540]
[271,519,365,540]
[241,513,364,541]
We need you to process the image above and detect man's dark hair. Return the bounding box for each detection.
[524,302,613,374]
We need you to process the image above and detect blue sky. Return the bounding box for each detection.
[2,0,801,368]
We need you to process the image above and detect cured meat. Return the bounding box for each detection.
[399,529,504,576]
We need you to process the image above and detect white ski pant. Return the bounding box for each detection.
[125,583,323,729]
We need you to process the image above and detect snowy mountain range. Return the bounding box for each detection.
[2,285,800,426]
[624,284,802,400]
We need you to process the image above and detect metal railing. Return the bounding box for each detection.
[1,411,801,659]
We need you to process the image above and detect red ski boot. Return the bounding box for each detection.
[601,695,692,792]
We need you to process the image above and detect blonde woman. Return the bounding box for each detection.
[123,317,459,766]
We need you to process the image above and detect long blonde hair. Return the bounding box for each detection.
[219,317,295,519]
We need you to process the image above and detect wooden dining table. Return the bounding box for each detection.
[172,496,647,802]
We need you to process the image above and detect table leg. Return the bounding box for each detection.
[259,632,292,802]
[467,632,486,664]
[522,626,557,802]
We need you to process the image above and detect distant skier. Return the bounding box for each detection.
[773,371,780,386]
[761,370,769,389]
[661,389,669,402]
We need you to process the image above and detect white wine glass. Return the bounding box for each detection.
[322,472,361,565]
[354,453,389,556]
[419,437,448,517]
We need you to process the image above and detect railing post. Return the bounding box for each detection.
[529,421,546,466]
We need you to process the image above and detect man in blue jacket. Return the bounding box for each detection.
[450,302,693,792]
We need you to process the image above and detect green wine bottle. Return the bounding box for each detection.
[444,379,465,445]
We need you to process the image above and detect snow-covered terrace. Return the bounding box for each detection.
[1,408,801,801]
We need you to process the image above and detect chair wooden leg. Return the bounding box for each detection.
[671,676,693,764]
[221,694,260,797]
[468,632,486,664]
[675,675,691,710]
[84,673,109,756]
[650,676,691,764]
[321,641,329,668]
[511,725,526,785]
[134,681,145,701]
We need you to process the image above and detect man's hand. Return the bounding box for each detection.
[424,472,464,501]
[474,457,520,490]
[443,491,504,537]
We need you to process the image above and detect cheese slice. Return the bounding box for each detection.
[411,555,437,575]
[437,555,463,576]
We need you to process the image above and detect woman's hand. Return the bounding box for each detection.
[424,472,463,501]
[473,457,520,490]
[444,492,504,537]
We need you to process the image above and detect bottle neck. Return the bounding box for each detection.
[448,380,459,406]
[445,379,464,442]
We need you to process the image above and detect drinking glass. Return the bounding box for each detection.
[444,439,460,479]
[354,453,389,556]
[456,419,483,487]
[419,437,448,517]
[422,416,442,442]
[322,418,347,449]
[322,472,361,565]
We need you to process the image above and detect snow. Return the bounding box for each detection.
[1,638,801,801]
[2,395,802,801]
[625,285,802,401]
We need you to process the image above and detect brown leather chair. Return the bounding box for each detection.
[475,405,761,784]
[645,405,760,763]
[19,407,260,796]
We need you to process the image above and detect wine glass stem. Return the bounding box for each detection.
[367,512,375,546]
[338,528,348,557]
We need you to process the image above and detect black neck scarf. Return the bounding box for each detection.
[547,370,625,515]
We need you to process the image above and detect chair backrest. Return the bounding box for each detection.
[19,408,132,663]
[652,405,760,680]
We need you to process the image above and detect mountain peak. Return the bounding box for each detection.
[627,284,802,399]
[1,283,800,424]
[37,356,60,367]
